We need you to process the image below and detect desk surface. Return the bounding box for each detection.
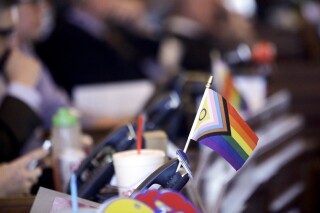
[0,196,35,213]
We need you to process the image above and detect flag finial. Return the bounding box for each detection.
[206,76,213,88]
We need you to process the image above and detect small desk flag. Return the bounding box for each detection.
[188,85,258,170]
[212,56,249,113]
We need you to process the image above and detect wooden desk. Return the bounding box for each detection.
[0,196,35,213]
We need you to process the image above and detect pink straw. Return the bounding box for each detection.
[137,114,143,154]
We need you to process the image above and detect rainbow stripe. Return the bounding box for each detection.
[190,89,258,170]
[212,58,248,112]
[221,73,248,112]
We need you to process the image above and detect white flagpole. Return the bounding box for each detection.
[177,76,213,171]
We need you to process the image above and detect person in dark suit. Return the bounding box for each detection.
[158,0,256,73]
[0,1,56,196]
[0,93,42,162]
[36,0,147,95]
[0,0,42,162]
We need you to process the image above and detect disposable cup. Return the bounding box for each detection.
[112,149,165,197]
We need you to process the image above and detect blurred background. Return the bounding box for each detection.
[1,0,320,212]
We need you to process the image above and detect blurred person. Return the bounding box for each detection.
[102,0,169,85]
[36,0,147,95]
[0,48,43,161]
[0,1,57,189]
[16,0,131,130]
[0,0,44,162]
[15,0,70,129]
[0,148,48,197]
[158,0,256,73]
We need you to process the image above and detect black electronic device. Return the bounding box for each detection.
[73,124,136,201]
[131,158,190,196]
[73,92,181,201]
[144,91,180,131]
[143,91,181,141]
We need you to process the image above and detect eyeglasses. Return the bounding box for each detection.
[0,27,14,38]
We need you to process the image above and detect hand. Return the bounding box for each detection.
[4,48,41,87]
[0,148,49,197]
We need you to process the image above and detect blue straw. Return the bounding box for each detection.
[70,173,78,213]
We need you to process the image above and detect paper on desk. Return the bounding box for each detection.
[30,187,100,213]
[73,80,155,118]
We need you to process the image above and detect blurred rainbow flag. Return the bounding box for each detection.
[212,57,249,113]
[187,82,258,170]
